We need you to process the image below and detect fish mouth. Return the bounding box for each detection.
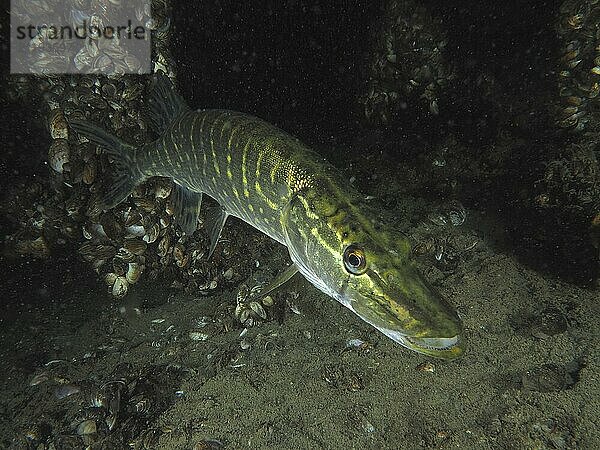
[380,328,464,360]
[343,296,464,359]
[403,335,463,359]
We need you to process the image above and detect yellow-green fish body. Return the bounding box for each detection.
[147,109,326,245]
[71,76,463,359]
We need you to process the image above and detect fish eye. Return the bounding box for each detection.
[343,244,367,275]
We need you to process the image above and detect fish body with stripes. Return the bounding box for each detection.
[71,76,463,359]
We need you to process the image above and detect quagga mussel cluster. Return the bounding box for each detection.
[533,0,600,273]
[4,0,258,300]
[358,0,456,125]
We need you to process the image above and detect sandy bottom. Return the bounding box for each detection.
[1,202,599,450]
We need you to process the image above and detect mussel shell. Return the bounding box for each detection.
[126,262,143,284]
[99,212,124,241]
[112,276,129,298]
[123,239,148,256]
[48,139,70,173]
[48,109,68,140]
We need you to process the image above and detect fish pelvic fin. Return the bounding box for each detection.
[70,119,145,210]
[172,183,203,235]
[147,73,189,134]
[204,205,229,259]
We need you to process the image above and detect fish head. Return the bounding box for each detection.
[282,189,463,360]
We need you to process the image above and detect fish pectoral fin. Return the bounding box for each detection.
[204,205,229,259]
[256,263,299,298]
[173,184,203,235]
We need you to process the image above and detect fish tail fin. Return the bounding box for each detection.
[147,73,189,134]
[70,119,145,209]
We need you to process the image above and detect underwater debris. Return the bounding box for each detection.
[14,236,51,258]
[189,331,209,341]
[343,338,373,354]
[194,439,225,450]
[321,365,365,392]
[54,384,81,400]
[530,306,569,339]
[521,363,575,393]
[416,361,436,373]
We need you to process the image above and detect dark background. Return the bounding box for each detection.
[171,0,378,141]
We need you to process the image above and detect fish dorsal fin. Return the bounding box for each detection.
[147,74,189,134]
[204,205,229,259]
[173,184,202,235]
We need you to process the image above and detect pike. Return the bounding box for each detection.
[70,76,463,359]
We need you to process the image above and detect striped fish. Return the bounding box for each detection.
[70,76,463,359]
